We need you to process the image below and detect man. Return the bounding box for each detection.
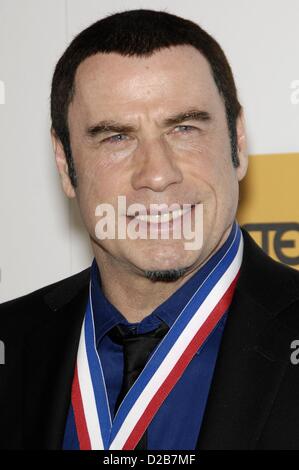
[1,9,299,450]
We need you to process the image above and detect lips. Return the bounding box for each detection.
[126,204,196,222]
[131,206,193,224]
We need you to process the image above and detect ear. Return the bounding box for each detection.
[51,129,76,198]
[235,108,248,182]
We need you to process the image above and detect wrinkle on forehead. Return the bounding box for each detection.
[69,45,225,131]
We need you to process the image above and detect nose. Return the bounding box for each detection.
[130,138,183,192]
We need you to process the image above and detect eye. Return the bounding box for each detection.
[173,125,198,134]
[102,134,129,144]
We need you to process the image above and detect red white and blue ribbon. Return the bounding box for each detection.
[71,224,243,449]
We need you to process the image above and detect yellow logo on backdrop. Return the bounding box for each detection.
[237,153,299,270]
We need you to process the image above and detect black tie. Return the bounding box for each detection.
[108,321,169,450]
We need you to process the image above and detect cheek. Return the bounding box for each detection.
[195,133,236,192]
[74,145,123,197]
[72,153,116,228]
[177,135,238,216]
[177,141,230,192]
[212,161,239,226]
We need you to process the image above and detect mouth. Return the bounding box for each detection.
[130,206,194,224]
[126,204,196,233]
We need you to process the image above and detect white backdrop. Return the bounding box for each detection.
[0,0,298,302]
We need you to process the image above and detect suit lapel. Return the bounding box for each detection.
[196,287,291,449]
[23,272,89,449]
[197,230,297,449]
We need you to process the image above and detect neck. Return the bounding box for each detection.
[96,262,197,324]
[90,225,233,323]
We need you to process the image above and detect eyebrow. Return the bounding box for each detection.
[162,109,211,127]
[85,108,212,138]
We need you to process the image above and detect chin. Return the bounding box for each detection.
[134,245,202,275]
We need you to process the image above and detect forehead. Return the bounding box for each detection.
[71,45,222,119]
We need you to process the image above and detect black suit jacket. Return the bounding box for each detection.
[1,229,299,450]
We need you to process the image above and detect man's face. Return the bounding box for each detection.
[56,45,247,278]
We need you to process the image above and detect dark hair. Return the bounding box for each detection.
[51,9,241,187]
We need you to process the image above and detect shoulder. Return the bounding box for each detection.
[0,268,90,334]
[240,227,299,323]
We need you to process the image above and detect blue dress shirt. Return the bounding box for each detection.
[63,224,237,450]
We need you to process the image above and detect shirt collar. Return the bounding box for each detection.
[91,222,238,345]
